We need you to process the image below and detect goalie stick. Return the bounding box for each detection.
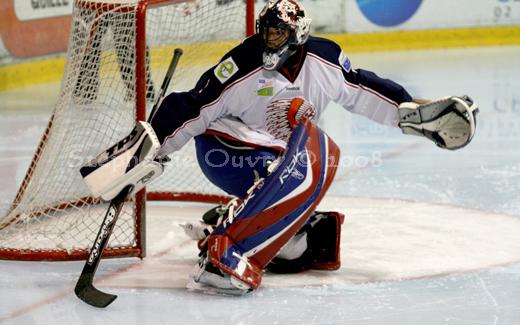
[74,48,183,308]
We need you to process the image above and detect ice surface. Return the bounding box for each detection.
[1,46,520,324]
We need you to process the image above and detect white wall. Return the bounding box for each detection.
[2,0,520,64]
[255,0,520,33]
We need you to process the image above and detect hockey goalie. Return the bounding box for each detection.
[81,0,478,295]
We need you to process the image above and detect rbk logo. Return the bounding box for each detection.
[279,149,306,184]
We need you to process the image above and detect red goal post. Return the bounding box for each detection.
[0,0,254,261]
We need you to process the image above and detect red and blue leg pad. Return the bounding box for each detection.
[206,118,340,289]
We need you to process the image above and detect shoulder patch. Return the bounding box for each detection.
[214,57,239,84]
[338,52,351,73]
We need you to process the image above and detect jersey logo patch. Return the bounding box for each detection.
[338,52,351,73]
[214,57,239,83]
[257,79,274,96]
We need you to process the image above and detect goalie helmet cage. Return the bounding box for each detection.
[0,0,254,261]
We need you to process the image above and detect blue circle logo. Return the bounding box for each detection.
[356,0,423,27]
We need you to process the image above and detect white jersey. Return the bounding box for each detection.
[151,35,412,156]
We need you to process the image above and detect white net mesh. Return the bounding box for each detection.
[0,0,248,260]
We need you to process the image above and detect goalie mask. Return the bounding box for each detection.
[257,0,312,71]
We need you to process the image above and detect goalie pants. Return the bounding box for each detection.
[194,134,280,198]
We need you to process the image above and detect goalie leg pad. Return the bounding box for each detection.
[201,118,340,289]
[266,211,345,274]
[80,121,163,201]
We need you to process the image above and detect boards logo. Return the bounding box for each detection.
[214,57,238,83]
[356,0,423,27]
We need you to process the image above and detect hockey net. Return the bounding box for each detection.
[0,0,253,261]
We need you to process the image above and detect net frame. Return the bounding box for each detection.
[0,0,254,261]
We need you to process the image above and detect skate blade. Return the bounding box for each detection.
[186,277,249,296]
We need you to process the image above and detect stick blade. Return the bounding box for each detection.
[75,276,117,308]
